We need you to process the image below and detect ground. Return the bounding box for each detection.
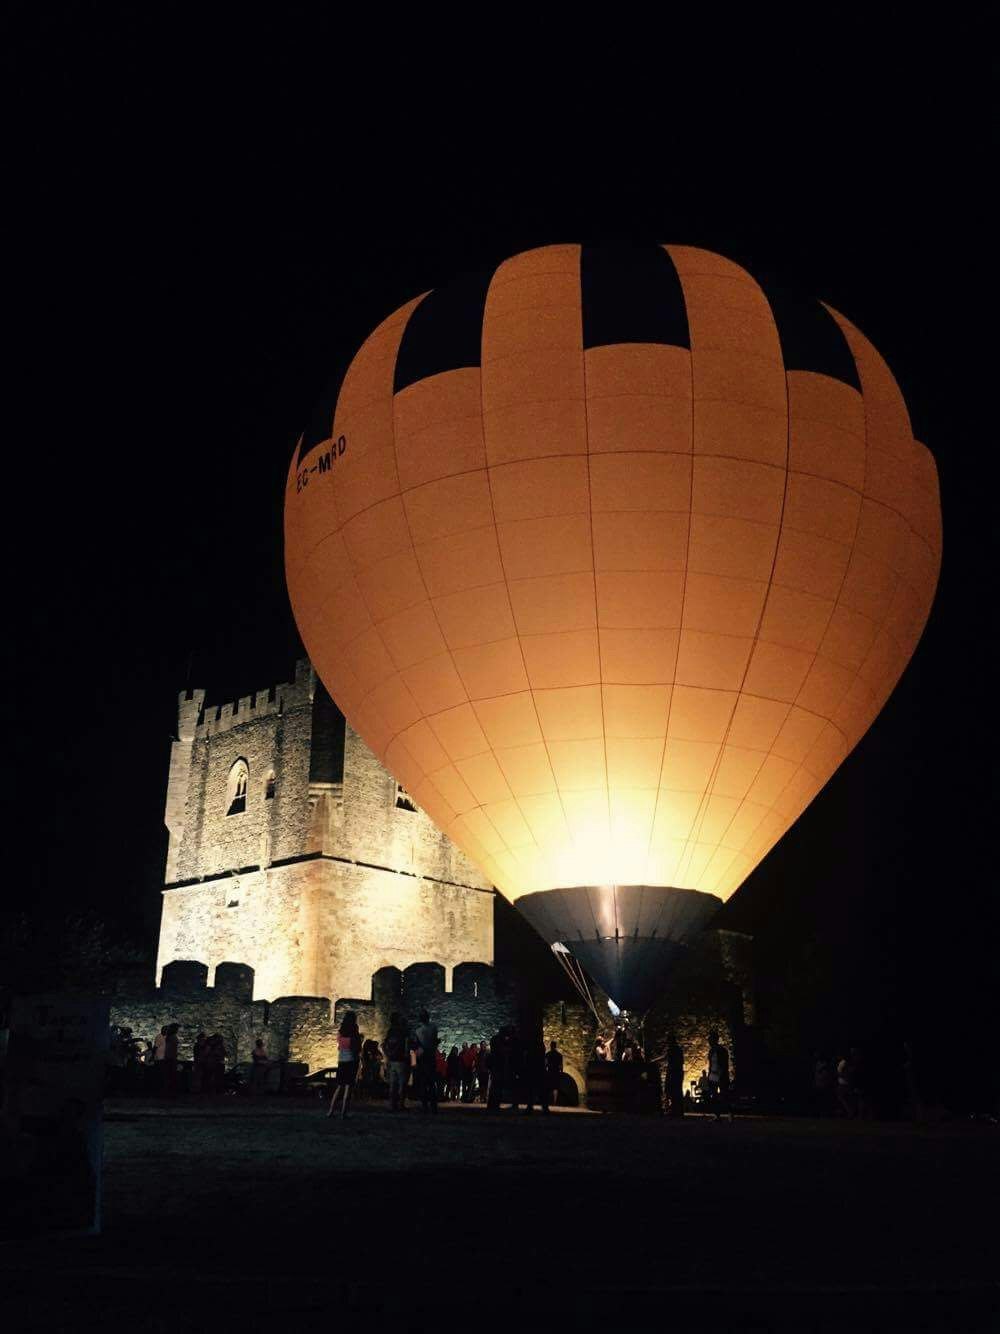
[1,1098,997,1332]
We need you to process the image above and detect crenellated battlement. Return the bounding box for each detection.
[184,658,315,738]
[110,955,514,1071]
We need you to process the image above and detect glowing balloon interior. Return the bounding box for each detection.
[285,245,941,1010]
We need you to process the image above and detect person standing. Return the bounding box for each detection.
[665,1032,684,1118]
[382,1012,409,1112]
[706,1029,732,1120]
[476,1040,491,1103]
[192,1033,208,1094]
[812,1052,836,1116]
[486,1026,511,1112]
[837,1049,858,1119]
[506,1026,523,1113]
[521,1033,550,1115]
[207,1033,226,1095]
[445,1045,462,1102]
[162,1023,180,1098]
[461,1043,477,1102]
[414,1010,439,1113]
[250,1037,270,1095]
[327,1011,361,1120]
[612,1025,627,1063]
[545,1041,563,1107]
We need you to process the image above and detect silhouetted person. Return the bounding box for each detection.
[812,1052,836,1116]
[250,1037,270,1094]
[665,1032,684,1117]
[507,1026,526,1112]
[612,1025,627,1062]
[192,1032,208,1094]
[707,1029,731,1120]
[162,1023,180,1097]
[521,1033,550,1115]
[327,1011,361,1119]
[837,1049,858,1118]
[361,1037,381,1089]
[545,1040,563,1107]
[414,1010,439,1113]
[461,1043,477,1101]
[207,1033,226,1094]
[476,1038,491,1103]
[487,1026,518,1111]
[446,1045,462,1101]
[382,1012,409,1112]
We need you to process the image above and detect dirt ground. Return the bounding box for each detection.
[2,1097,997,1331]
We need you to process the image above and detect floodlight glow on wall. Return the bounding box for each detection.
[284,245,941,1012]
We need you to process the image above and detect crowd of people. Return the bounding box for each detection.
[325,1008,566,1120]
[592,1026,734,1119]
[107,1019,968,1122]
[106,1023,232,1097]
[811,1041,937,1121]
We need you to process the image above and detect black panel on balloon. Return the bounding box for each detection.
[514,884,721,1011]
[570,937,690,1014]
[298,360,351,467]
[393,270,493,394]
[759,279,861,391]
[581,245,689,350]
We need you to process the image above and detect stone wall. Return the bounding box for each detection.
[157,858,494,1003]
[644,929,753,1096]
[156,657,494,1004]
[110,960,259,1065]
[542,1000,593,1104]
[335,727,489,892]
[172,660,316,882]
[110,957,517,1073]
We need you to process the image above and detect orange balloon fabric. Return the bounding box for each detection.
[285,245,941,909]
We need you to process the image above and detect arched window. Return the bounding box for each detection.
[264,771,276,800]
[226,759,249,816]
[395,783,417,813]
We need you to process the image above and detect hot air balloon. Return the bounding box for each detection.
[284,244,941,1017]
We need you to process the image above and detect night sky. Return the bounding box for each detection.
[6,12,992,1045]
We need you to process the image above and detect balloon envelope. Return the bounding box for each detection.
[285,245,941,1007]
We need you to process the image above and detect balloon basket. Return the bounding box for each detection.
[586,1060,662,1115]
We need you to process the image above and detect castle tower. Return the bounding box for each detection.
[156,658,494,1001]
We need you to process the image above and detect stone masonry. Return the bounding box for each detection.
[110,958,517,1072]
[157,658,494,1004]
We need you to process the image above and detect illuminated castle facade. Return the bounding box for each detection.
[157,658,494,1003]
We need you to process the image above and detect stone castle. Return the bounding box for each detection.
[115,655,753,1100]
[157,658,494,1003]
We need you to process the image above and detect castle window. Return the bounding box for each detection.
[395,783,417,813]
[264,772,276,800]
[226,759,249,816]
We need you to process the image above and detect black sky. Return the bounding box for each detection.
[5,11,993,1038]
